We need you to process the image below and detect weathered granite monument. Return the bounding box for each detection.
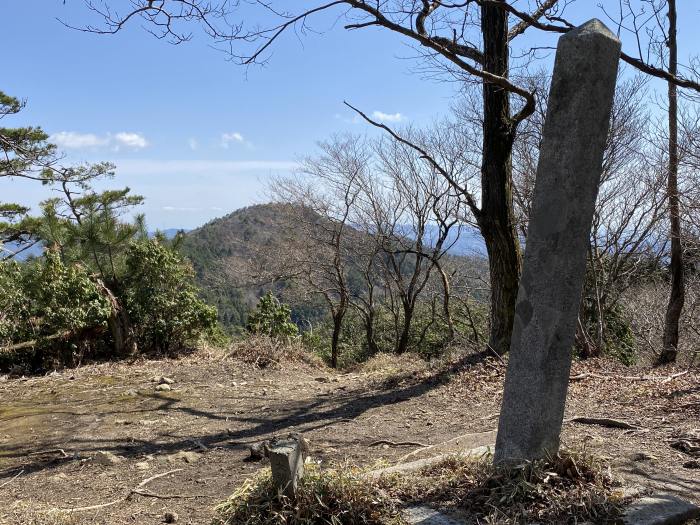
[494,19,622,464]
[268,434,308,498]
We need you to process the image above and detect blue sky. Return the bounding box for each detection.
[2,1,698,229]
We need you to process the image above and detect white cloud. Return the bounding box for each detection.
[49,131,149,150]
[188,138,199,151]
[114,159,298,176]
[335,113,361,125]
[49,131,108,149]
[371,111,405,123]
[114,132,148,149]
[221,131,252,149]
[163,206,200,212]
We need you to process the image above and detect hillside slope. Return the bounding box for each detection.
[181,203,488,332]
[181,203,314,329]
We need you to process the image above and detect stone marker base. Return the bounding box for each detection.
[622,495,700,525]
[367,445,492,480]
[268,435,308,498]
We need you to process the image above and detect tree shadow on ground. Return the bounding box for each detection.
[0,350,494,480]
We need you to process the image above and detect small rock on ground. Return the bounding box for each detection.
[151,376,176,385]
[622,495,700,525]
[93,451,124,466]
[167,451,201,464]
[403,505,464,525]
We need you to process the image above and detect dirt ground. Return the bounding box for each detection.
[0,349,698,524]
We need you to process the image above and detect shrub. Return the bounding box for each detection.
[228,335,322,368]
[213,464,404,525]
[246,292,299,339]
[0,260,30,347]
[0,252,112,370]
[31,252,112,338]
[384,450,625,524]
[122,239,218,352]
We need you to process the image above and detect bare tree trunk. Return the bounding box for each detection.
[330,312,342,368]
[575,314,598,359]
[108,305,137,358]
[96,279,137,358]
[435,262,456,341]
[396,301,414,354]
[363,311,379,355]
[660,0,684,364]
[479,2,522,356]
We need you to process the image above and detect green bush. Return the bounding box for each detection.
[0,252,113,370]
[578,297,637,365]
[0,261,30,347]
[300,298,488,368]
[122,239,218,352]
[32,252,112,337]
[246,292,299,339]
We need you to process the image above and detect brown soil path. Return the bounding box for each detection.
[0,351,697,524]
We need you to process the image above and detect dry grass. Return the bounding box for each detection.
[382,449,627,524]
[212,463,405,525]
[354,352,429,376]
[226,335,324,369]
[213,450,627,525]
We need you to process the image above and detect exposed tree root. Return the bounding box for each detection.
[566,416,640,430]
[368,439,429,448]
[57,468,187,513]
[27,449,69,458]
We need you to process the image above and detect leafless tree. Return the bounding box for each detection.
[75,1,700,358]
[271,135,368,367]
[268,130,466,358]
[360,131,465,354]
[656,0,684,362]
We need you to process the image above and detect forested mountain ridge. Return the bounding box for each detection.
[180,203,319,329]
[180,203,488,332]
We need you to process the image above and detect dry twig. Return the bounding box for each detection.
[570,371,689,382]
[0,469,24,489]
[57,468,189,513]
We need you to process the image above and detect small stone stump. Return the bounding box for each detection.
[268,435,308,499]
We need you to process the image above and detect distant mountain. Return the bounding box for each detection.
[3,228,189,262]
[180,203,310,330]
[156,228,189,239]
[179,203,488,331]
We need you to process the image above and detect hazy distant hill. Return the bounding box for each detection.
[4,228,187,262]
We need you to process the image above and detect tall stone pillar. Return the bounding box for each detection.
[494,19,621,465]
